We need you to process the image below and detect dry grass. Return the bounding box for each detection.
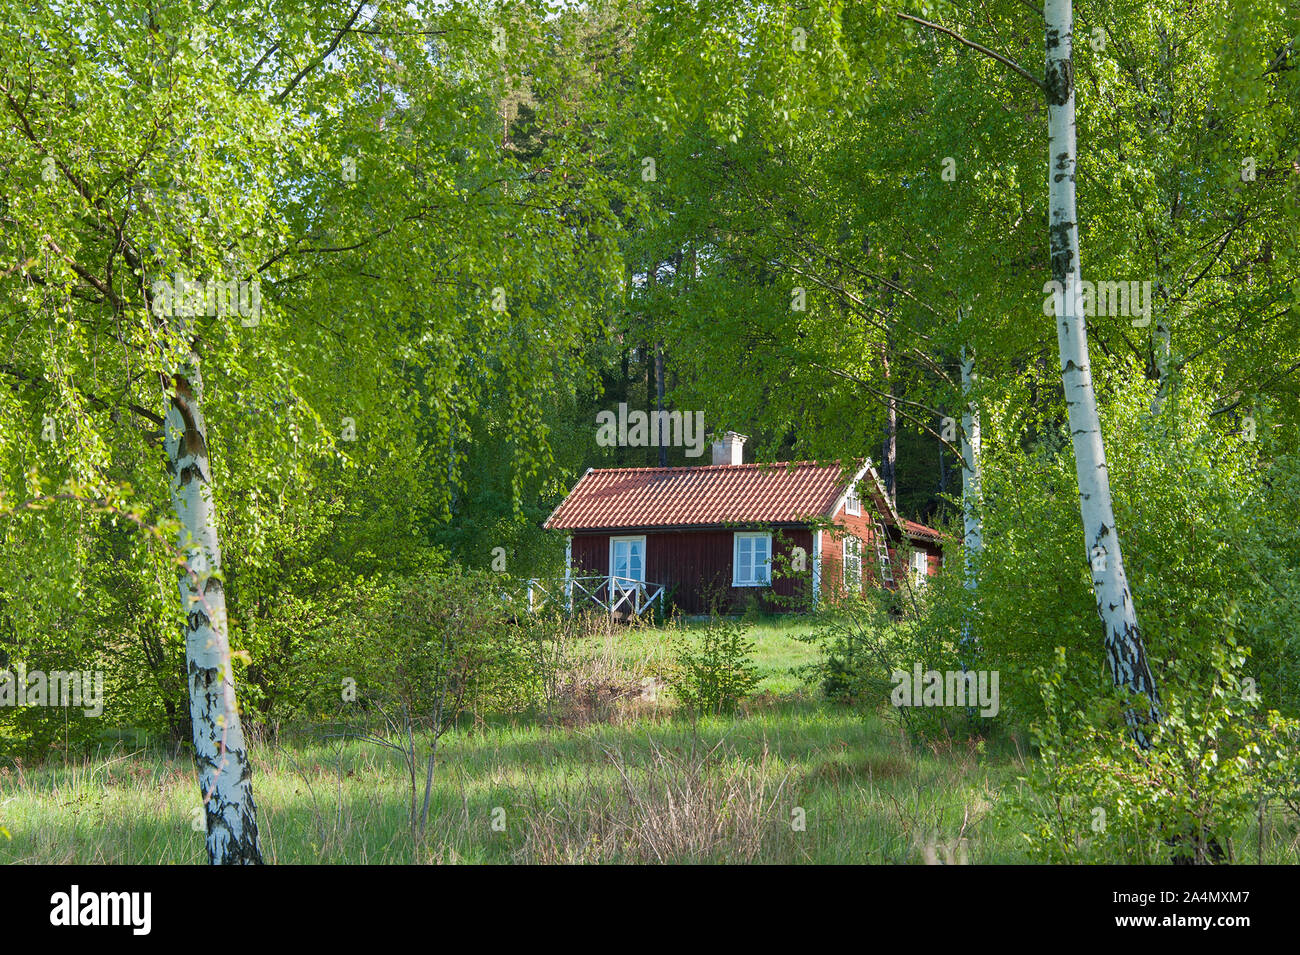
[807,752,914,786]
[540,616,670,727]
[517,736,792,864]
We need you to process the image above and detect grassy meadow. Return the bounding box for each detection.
[2,616,1296,864]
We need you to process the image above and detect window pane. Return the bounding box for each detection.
[737,539,752,581]
[736,535,772,584]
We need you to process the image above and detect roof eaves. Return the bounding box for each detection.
[555,519,819,533]
[542,467,594,530]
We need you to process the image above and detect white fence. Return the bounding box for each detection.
[525,574,665,620]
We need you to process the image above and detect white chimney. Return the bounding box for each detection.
[711,431,747,466]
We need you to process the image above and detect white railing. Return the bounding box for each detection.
[526,574,665,619]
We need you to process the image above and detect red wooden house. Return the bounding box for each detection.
[543,432,945,616]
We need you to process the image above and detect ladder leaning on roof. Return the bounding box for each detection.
[873,518,894,584]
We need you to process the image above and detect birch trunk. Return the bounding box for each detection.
[960,346,982,659]
[1150,318,1171,415]
[1045,0,1161,745]
[880,273,900,506]
[881,336,898,506]
[164,357,264,863]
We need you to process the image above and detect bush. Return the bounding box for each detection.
[796,594,978,741]
[670,620,760,716]
[519,609,648,725]
[294,567,533,725]
[795,599,897,705]
[1010,644,1300,863]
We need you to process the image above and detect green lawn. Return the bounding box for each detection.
[0,703,1028,864]
[609,613,823,695]
[2,617,1295,864]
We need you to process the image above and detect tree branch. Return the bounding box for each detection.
[0,361,164,427]
[276,3,366,104]
[897,12,1046,94]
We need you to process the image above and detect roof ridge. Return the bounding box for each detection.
[578,460,845,474]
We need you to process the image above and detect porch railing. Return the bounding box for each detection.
[526,574,665,620]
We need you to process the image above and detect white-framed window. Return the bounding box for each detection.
[732,532,772,587]
[911,549,929,586]
[609,536,647,590]
[843,536,863,590]
[845,485,861,516]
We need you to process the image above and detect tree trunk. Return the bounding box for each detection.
[164,357,264,863]
[1045,0,1160,745]
[959,346,982,660]
[1151,313,1172,415]
[881,336,898,506]
[655,340,667,467]
[880,271,902,507]
[618,344,629,466]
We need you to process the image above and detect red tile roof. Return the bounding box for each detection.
[544,461,946,545]
[904,519,947,543]
[545,462,851,530]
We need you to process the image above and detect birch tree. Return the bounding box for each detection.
[959,346,982,659]
[874,0,1164,738]
[0,0,627,862]
[1043,0,1160,740]
[164,357,261,862]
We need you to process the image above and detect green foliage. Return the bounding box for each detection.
[1,0,1299,866]
[670,620,760,716]
[0,0,629,760]
[1012,645,1300,864]
[796,600,899,706]
[916,373,1300,729]
[796,597,977,742]
[295,568,532,727]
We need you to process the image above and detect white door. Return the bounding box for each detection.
[610,536,646,591]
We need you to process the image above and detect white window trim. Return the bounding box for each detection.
[609,535,647,587]
[843,536,863,590]
[911,549,928,585]
[845,486,861,517]
[732,531,773,587]
[812,531,823,606]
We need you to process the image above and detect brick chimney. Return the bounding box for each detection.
[711,431,747,466]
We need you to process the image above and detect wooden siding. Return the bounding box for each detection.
[569,527,814,615]
[820,501,945,595]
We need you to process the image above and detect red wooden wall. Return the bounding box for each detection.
[569,527,814,615]
[819,500,945,593]
[565,507,944,615]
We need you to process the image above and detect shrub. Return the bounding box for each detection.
[670,620,760,716]
[289,567,538,741]
[1010,643,1300,863]
[520,609,651,725]
[795,595,975,741]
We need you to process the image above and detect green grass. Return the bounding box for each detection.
[3,617,1298,864]
[613,612,821,694]
[0,702,1027,864]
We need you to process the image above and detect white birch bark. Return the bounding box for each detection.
[1046,0,1160,744]
[164,357,263,863]
[1151,316,1171,415]
[960,346,982,659]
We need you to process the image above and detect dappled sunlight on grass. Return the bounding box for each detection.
[1,692,1028,864]
[7,618,1294,864]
